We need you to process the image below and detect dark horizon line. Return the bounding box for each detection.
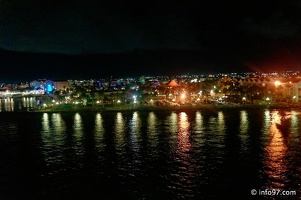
[0,47,209,56]
[1,47,299,83]
[2,69,300,84]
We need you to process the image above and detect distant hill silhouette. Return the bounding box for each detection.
[0,48,250,82]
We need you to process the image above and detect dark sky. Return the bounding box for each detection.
[1,0,301,81]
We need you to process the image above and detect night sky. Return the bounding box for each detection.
[1,0,301,82]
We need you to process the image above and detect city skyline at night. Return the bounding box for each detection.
[1,1,301,197]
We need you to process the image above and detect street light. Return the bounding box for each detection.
[274,81,281,102]
[133,95,137,102]
[293,96,297,103]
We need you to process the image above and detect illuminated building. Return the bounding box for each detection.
[239,77,301,102]
[44,80,71,93]
[30,79,47,90]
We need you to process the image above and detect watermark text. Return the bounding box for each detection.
[251,189,297,196]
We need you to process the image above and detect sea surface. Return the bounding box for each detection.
[0,108,300,199]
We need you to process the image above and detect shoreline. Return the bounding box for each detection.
[13,103,301,113]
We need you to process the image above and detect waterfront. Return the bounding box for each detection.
[0,108,300,199]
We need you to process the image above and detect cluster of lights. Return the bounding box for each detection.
[3,73,301,110]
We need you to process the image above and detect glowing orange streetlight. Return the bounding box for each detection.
[181,93,186,99]
[275,81,281,87]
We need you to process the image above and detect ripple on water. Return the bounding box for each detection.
[0,110,300,199]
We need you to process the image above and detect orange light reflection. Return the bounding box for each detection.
[264,111,288,189]
[177,112,191,154]
[174,112,196,185]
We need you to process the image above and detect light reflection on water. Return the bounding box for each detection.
[194,111,204,134]
[94,113,105,155]
[2,98,14,112]
[41,113,50,134]
[129,112,140,151]
[166,112,178,134]
[73,113,83,136]
[41,113,66,143]
[72,113,84,156]
[217,111,225,134]
[173,112,197,198]
[147,112,159,149]
[0,97,37,112]
[264,111,288,189]
[41,113,67,169]
[114,112,125,152]
[94,113,105,139]
[290,111,299,134]
[0,109,300,199]
[240,110,249,135]
[52,113,66,134]
[177,112,191,154]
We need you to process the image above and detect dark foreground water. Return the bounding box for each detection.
[0,108,300,200]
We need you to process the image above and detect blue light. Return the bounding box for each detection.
[46,84,53,93]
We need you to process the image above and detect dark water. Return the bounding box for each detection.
[0,108,300,199]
